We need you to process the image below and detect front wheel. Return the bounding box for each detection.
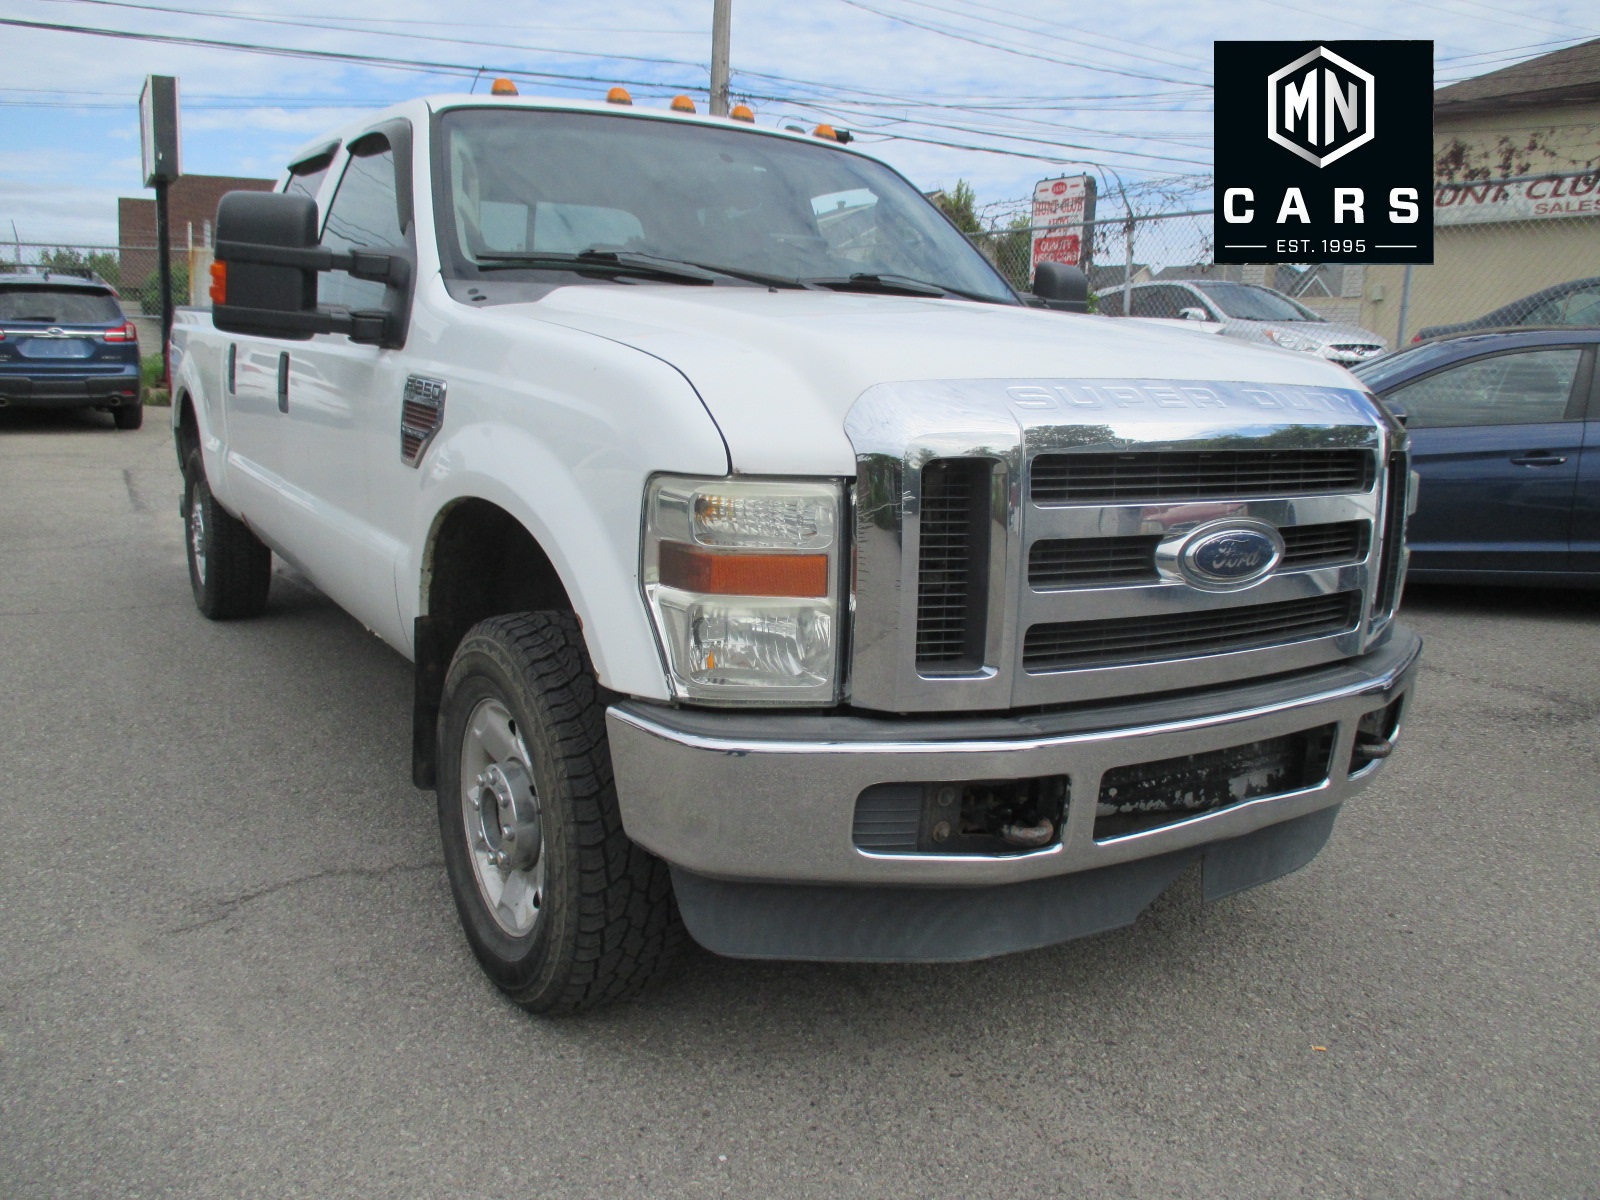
[183,449,272,619]
[437,612,682,1014]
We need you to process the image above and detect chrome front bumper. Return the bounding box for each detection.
[607,628,1420,888]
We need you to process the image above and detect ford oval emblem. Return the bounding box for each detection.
[1179,525,1283,588]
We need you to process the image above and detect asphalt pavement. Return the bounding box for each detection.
[1,408,1596,1199]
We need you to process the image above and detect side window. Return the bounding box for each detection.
[1130,286,1180,319]
[1556,287,1600,326]
[283,160,332,205]
[319,146,404,310]
[1387,348,1582,429]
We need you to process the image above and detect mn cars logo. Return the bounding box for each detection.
[1267,46,1374,168]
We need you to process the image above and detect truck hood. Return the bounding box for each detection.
[513,284,1371,474]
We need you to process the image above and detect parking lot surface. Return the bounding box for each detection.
[2,410,1597,1199]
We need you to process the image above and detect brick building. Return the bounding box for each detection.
[117,173,274,299]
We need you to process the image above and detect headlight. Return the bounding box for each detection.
[1266,328,1318,353]
[643,476,844,705]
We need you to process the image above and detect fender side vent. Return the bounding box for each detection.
[400,375,447,466]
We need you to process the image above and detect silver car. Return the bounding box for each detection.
[1107,279,1387,365]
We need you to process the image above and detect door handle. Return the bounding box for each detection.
[1509,451,1567,467]
[276,351,289,413]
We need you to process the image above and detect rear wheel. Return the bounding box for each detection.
[183,449,272,619]
[112,401,143,431]
[437,612,682,1014]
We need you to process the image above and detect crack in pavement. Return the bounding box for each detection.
[162,862,443,937]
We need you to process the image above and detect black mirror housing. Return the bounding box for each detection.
[213,192,321,341]
[211,190,411,348]
[1033,261,1089,313]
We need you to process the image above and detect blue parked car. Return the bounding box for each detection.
[1352,328,1600,586]
[0,270,143,429]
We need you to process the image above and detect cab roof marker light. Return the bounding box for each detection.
[812,124,838,141]
[670,95,696,113]
[490,78,519,95]
[606,86,633,106]
[730,104,754,122]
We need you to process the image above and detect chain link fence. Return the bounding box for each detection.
[4,241,214,308]
[970,176,1600,348]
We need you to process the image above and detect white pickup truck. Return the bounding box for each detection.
[172,92,1419,1013]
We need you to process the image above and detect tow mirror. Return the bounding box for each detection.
[211,191,409,348]
[1032,261,1089,313]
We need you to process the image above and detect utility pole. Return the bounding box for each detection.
[710,0,732,116]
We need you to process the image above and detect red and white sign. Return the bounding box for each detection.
[1435,171,1600,227]
[1031,175,1096,272]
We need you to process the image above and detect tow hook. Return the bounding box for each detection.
[1000,819,1055,848]
[1353,732,1394,761]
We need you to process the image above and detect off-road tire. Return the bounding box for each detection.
[437,612,683,1014]
[183,449,272,619]
[112,402,143,431]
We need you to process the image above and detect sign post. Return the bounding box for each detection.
[139,75,181,386]
[1031,175,1096,284]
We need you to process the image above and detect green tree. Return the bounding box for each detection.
[139,264,190,315]
[991,213,1034,292]
[34,247,121,288]
[932,180,983,235]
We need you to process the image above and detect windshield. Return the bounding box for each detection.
[1191,282,1321,322]
[0,286,121,324]
[434,108,1016,302]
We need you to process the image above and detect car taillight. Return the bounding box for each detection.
[104,322,139,343]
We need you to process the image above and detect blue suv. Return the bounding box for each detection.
[0,270,143,429]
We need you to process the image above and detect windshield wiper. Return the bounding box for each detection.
[474,250,716,285]
[801,272,1001,302]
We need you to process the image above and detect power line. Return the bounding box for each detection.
[831,0,1213,88]
[875,0,1212,72]
[37,0,715,72]
[0,14,1213,178]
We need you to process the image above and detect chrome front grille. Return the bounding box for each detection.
[1031,448,1374,504]
[915,460,990,668]
[845,377,1405,715]
[1022,592,1361,672]
[1029,520,1370,590]
[1030,535,1160,588]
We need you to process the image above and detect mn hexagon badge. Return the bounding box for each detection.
[1267,46,1375,168]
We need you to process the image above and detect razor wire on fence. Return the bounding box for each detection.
[970,176,1600,347]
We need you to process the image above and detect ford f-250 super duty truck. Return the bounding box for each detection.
[171,91,1419,1014]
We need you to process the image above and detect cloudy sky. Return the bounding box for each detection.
[1,0,1595,249]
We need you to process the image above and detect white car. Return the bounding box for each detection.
[1106,279,1388,364]
[171,92,1418,1012]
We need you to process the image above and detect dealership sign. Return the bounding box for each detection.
[1031,175,1096,272]
[1214,40,1434,265]
[1436,172,1600,226]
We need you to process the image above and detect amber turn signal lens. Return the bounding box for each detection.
[208,260,227,306]
[658,542,829,598]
